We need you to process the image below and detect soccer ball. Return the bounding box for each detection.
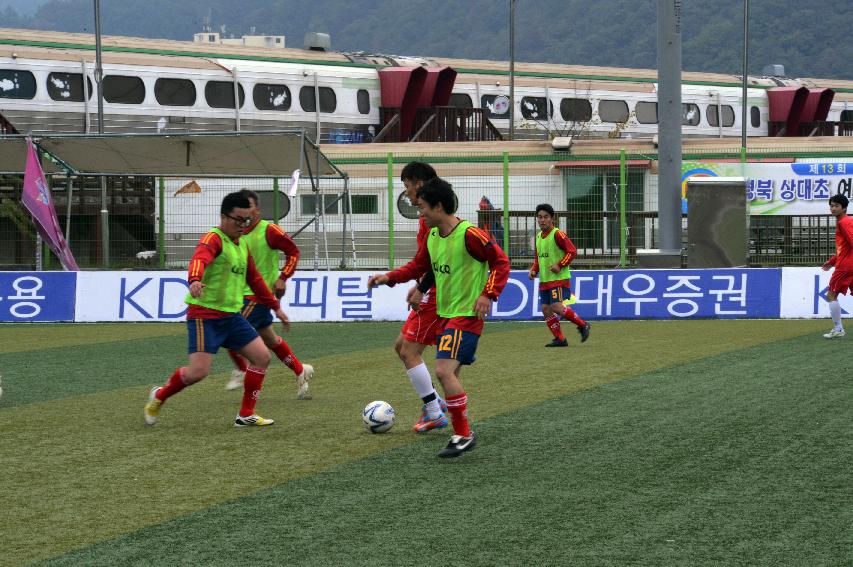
[362,400,395,434]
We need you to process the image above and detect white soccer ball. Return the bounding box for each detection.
[362,400,395,434]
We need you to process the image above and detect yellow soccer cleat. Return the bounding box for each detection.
[144,386,162,425]
[234,414,275,427]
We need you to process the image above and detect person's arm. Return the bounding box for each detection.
[246,252,281,312]
[266,224,300,297]
[554,230,578,268]
[187,232,222,297]
[465,226,510,292]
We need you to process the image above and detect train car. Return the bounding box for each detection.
[2,27,853,142]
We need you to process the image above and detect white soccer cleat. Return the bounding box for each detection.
[823,328,846,339]
[296,363,313,400]
[226,369,245,391]
[143,386,162,425]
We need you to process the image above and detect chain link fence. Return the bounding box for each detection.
[0,142,848,270]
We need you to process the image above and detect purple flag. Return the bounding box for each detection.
[21,138,80,271]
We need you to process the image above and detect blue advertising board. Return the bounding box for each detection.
[0,272,76,322]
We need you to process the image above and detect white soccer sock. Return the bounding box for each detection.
[407,362,437,399]
[829,300,843,329]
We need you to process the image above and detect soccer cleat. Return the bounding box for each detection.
[578,322,591,343]
[413,413,449,434]
[225,369,245,391]
[545,338,569,347]
[234,414,275,427]
[823,328,846,339]
[296,363,314,400]
[437,432,477,458]
[143,386,162,425]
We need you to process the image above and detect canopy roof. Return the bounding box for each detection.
[0,131,338,177]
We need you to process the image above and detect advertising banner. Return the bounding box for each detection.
[681,161,853,215]
[780,267,853,319]
[0,272,76,322]
[71,269,781,322]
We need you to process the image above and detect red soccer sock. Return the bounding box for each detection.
[156,368,188,402]
[546,315,566,340]
[563,305,587,328]
[272,337,304,376]
[445,392,471,437]
[239,366,267,417]
[227,350,249,372]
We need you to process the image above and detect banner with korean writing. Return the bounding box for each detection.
[70,269,780,322]
[681,161,853,215]
[0,272,76,322]
[779,267,853,319]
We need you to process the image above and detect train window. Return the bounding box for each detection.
[449,93,473,108]
[635,101,658,124]
[559,98,592,122]
[253,83,291,111]
[357,89,370,114]
[599,100,629,123]
[205,81,245,109]
[345,195,379,214]
[751,106,761,127]
[301,193,339,215]
[707,104,735,127]
[154,78,196,106]
[682,103,700,126]
[520,96,552,120]
[0,69,36,99]
[299,86,337,113]
[46,72,93,102]
[103,75,145,104]
[481,94,510,118]
[841,110,853,121]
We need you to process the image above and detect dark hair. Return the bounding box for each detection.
[417,177,457,214]
[239,188,259,206]
[400,161,437,183]
[221,192,251,214]
[535,203,555,217]
[830,193,849,210]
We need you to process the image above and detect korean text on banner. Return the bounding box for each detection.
[21,138,79,271]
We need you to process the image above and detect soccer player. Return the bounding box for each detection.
[383,177,510,457]
[367,162,449,433]
[528,203,590,347]
[143,192,289,427]
[225,189,314,399]
[820,193,853,338]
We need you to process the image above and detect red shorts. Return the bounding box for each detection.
[400,300,443,345]
[828,269,853,295]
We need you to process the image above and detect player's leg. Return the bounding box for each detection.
[542,290,568,347]
[398,335,448,432]
[145,318,219,425]
[434,329,479,457]
[257,324,313,399]
[397,308,448,431]
[554,285,590,342]
[824,285,845,338]
[225,315,274,426]
[225,299,259,391]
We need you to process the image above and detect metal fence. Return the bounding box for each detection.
[0,144,846,271]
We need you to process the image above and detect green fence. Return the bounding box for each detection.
[0,144,847,270]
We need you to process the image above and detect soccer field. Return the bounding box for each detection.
[0,319,849,566]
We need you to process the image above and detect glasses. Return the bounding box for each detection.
[224,213,252,227]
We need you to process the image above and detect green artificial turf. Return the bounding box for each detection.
[1,319,848,566]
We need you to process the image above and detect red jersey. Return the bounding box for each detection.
[385,217,437,306]
[242,220,301,302]
[825,214,853,272]
[530,227,577,290]
[186,231,280,319]
[388,222,511,335]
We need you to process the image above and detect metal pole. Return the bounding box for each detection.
[619,149,627,267]
[340,176,349,269]
[509,0,516,141]
[387,152,395,269]
[656,0,683,262]
[314,72,321,143]
[158,176,165,268]
[65,175,73,245]
[94,0,109,265]
[741,0,749,152]
[232,67,241,131]
[81,59,91,133]
[502,151,510,257]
